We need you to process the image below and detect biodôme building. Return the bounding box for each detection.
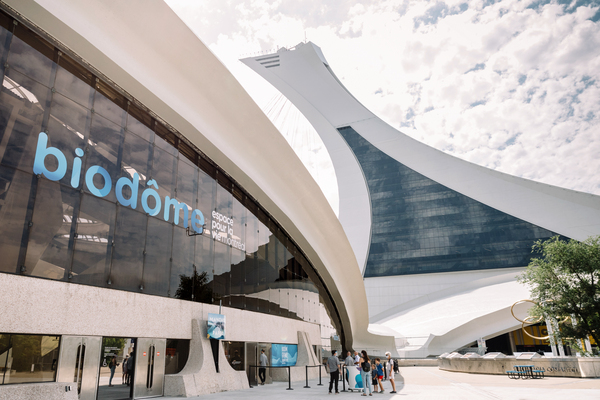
[0,1,390,399]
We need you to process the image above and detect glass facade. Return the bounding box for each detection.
[0,334,60,385]
[338,126,565,277]
[0,9,338,339]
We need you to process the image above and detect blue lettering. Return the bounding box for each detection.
[141,180,161,216]
[70,148,84,188]
[85,165,112,197]
[116,173,139,209]
[33,132,67,181]
[164,196,189,228]
[191,209,204,234]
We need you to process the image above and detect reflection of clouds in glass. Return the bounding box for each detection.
[3,76,39,104]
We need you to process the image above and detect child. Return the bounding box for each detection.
[376,358,384,393]
[371,360,379,393]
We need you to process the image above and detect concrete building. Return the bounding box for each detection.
[0,1,392,399]
[241,42,600,357]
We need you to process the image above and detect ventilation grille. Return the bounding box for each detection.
[256,54,280,68]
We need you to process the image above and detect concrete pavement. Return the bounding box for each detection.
[162,366,600,400]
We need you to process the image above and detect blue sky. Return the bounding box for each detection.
[166,0,600,212]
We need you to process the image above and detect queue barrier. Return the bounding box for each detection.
[303,364,324,388]
[248,365,293,390]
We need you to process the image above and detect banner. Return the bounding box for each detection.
[271,343,298,367]
[207,313,226,340]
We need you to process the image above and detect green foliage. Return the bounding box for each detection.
[518,236,600,353]
[101,337,126,364]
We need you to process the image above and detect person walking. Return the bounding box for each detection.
[126,353,134,386]
[122,355,128,384]
[108,356,117,387]
[327,350,340,394]
[385,352,398,394]
[359,350,373,396]
[259,349,268,385]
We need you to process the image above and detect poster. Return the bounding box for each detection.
[271,343,298,367]
[207,313,226,340]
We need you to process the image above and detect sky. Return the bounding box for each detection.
[166,0,600,215]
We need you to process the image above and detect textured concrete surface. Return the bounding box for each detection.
[164,319,248,397]
[0,274,321,345]
[439,356,600,378]
[163,366,600,400]
[0,382,78,400]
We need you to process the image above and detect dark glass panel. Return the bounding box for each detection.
[178,141,195,164]
[83,114,123,203]
[0,166,34,273]
[197,169,214,232]
[174,158,196,228]
[8,27,56,87]
[231,197,245,249]
[0,70,51,172]
[126,112,153,142]
[4,334,59,384]
[142,217,172,297]
[164,339,189,375]
[93,79,126,122]
[121,130,152,208]
[0,333,9,384]
[49,92,91,142]
[150,145,177,206]
[170,226,194,299]
[110,206,146,291]
[338,126,562,277]
[223,341,244,371]
[127,105,152,138]
[154,123,177,153]
[71,194,115,287]
[25,180,78,280]
[54,65,94,109]
[212,241,230,306]
[229,248,245,309]
[193,233,213,304]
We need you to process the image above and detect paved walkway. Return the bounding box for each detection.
[162,367,600,400]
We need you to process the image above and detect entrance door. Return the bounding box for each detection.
[245,342,257,386]
[56,336,102,400]
[132,338,166,399]
[258,343,272,384]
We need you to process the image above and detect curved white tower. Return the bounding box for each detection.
[242,42,600,357]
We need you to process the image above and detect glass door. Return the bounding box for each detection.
[132,338,166,399]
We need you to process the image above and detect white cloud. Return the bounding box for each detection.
[167,0,600,204]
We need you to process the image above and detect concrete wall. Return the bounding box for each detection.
[439,357,600,378]
[0,383,78,400]
[0,273,321,344]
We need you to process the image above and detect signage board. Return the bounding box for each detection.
[271,343,298,367]
[207,313,226,340]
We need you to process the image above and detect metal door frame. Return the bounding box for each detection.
[132,338,166,399]
[56,336,102,400]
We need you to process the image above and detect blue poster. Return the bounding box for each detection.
[207,313,225,340]
[271,344,298,367]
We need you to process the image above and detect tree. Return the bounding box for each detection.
[518,236,600,354]
[175,269,213,304]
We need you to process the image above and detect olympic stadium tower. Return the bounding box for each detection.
[241,42,600,357]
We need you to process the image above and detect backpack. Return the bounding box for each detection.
[361,361,371,372]
[392,359,399,373]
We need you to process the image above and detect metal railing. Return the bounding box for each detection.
[303,364,324,388]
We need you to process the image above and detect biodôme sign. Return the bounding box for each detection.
[33,132,245,251]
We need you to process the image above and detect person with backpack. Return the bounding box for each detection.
[359,350,373,396]
[385,352,398,394]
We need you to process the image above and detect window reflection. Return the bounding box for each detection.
[0,334,60,385]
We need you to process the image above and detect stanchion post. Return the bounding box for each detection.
[318,364,323,386]
[287,366,293,390]
[304,365,310,388]
[341,365,347,392]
